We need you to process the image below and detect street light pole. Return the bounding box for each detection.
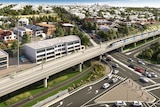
[17,22,19,67]
[100,38,102,48]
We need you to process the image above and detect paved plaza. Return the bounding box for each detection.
[95,78,156,104]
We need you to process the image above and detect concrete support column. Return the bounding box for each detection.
[153,36,155,40]
[120,47,123,52]
[79,63,83,72]
[134,42,136,47]
[44,77,49,88]
[99,55,102,61]
[144,39,147,43]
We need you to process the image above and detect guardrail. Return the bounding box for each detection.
[32,89,68,107]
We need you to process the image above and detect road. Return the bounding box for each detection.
[48,56,154,107]
[110,50,160,107]
[0,29,160,97]
[48,76,125,107]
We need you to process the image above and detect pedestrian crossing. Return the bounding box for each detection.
[111,74,126,81]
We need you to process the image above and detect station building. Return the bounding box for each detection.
[23,35,84,63]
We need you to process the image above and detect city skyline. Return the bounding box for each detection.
[1,0,160,7]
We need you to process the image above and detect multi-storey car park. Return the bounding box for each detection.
[24,35,85,63]
[0,49,8,70]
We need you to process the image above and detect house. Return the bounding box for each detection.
[84,17,108,25]
[96,18,108,25]
[0,49,8,70]
[36,22,56,36]
[23,35,84,63]
[13,26,33,37]
[61,23,74,33]
[18,18,29,26]
[98,25,110,32]
[0,30,16,43]
[83,18,95,23]
[25,24,43,37]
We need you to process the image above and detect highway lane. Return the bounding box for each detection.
[0,30,160,97]
[112,52,160,77]
[49,57,153,107]
[110,52,160,107]
[49,77,124,107]
[48,53,160,107]
[118,49,160,83]
[111,52,160,84]
[106,58,153,87]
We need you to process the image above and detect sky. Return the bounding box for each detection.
[1,0,160,8]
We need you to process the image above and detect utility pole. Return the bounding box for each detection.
[17,22,19,67]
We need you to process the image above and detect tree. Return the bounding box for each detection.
[55,26,65,37]
[157,53,160,62]
[38,6,43,13]
[72,26,79,35]
[22,33,31,45]
[126,16,130,21]
[12,40,18,49]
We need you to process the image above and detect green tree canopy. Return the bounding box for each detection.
[12,40,18,49]
[21,33,31,45]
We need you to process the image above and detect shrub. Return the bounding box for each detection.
[5,92,31,106]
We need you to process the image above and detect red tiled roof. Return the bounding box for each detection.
[1,31,12,36]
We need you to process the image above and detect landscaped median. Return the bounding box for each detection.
[0,67,86,107]
[0,61,109,107]
[22,62,107,107]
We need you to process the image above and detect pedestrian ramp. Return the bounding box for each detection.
[111,74,126,81]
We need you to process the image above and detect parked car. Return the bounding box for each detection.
[128,64,135,69]
[135,67,143,73]
[115,101,127,106]
[102,83,110,89]
[132,101,143,107]
[140,76,149,83]
[112,70,119,74]
[20,55,28,62]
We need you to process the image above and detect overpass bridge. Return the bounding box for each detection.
[0,30,160,97]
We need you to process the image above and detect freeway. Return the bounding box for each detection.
[48,56,154,107]
[0,29,160,97]
[48,75,125,107]
[110,51,160,107]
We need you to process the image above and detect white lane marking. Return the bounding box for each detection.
[109,55,156,84]
[66,102,73,106]
[80,81,122,107]
[142,83,160,89]
[146,86,160,92]
[87,91,92,94]
[128,72,133,76]
[119,67,126,71]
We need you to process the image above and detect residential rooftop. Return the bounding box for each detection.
[36,23,56,28]
[61,23,74,27]
[24,35,80,50]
